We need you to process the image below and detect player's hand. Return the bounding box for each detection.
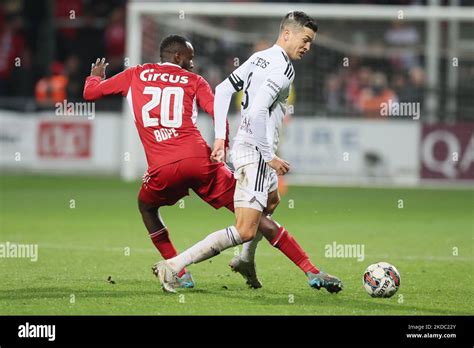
[268,156,290,176]
[210,139,226,162]
[90,58,109,79]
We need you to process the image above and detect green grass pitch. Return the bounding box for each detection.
[0,175,472,315]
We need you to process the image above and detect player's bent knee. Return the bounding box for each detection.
[234,207,261,242]
[138,198,158,216]
[235,227,257,243]
[234,222,258,242]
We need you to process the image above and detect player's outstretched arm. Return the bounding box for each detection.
[83,58,132,101]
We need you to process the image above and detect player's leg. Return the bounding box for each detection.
[262,192,343,292]
[234,184,343,293]
[155,207,261,293]
[204,160,342,293]
[191,159,265,288]
[163,206,260,273]
[228,170,280,288]
[237,187,280,262]
[228,221,264,288]
[138,199,194,287]
[137,199,176,267]
[193,156,325,290]
[154,159,265,292]
[137,198,164,234]
[138,168,194,287]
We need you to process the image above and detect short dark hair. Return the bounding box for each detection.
[159,35,189,60]
[280,11,318,33]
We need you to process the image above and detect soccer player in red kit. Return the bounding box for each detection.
[83,35,342,293]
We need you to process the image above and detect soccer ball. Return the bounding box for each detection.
[363,262,400,298]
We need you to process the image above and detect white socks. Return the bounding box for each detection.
[240,230,263,262]
[167,226,242,273]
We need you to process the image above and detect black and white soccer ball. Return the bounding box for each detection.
[363,262,400,298]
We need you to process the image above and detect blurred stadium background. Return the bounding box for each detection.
[1,0,473,317]
[0,0,473,186]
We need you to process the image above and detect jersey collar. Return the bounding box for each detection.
[158,62,182,68]
[274,44,290,62]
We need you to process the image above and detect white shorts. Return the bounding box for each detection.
[232,144,278,212]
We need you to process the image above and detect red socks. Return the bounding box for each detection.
[149,228,186,277]
[270,227,320,275]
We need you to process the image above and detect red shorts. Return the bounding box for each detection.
[138,157,236,210]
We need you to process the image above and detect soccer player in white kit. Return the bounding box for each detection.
[156,11,343,293]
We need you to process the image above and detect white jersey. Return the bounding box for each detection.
[214,44,294,164]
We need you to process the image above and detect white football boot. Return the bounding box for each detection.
[229,256,262,289]
[152,261,179,293]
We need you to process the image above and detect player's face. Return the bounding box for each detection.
[178,42,195,71]
[287,26,315,60]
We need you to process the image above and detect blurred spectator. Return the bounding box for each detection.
[104,6,125,75]
[253,39,272,52]
[392,66,425,105]
[74,8,105,71]
[359,72,398,118]
[141,16,160,64]
[64,55,82,102]
[384,21,420,71]
[0,0,469,120]
[0,12,26,96]
[346,66,372,113]
[54,0,83,60]
[324,73,345,114]
[392,74,411,102]
[35,62,68,107]
[55,0,82,39]
[406,66,425,104]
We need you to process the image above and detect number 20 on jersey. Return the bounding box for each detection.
[141,86,183,142]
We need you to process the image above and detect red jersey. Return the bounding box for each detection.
[84,62,221,175]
